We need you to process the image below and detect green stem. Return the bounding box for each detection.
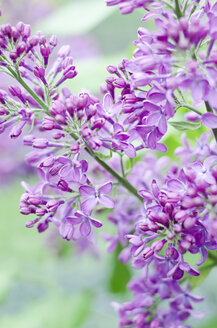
[4,64,49,112]
[205,101,217,143]
[176,103,202,115]
[174,0,182,18]
[120,155,126,178]
[85,146,142,202]
[1,59,142,202]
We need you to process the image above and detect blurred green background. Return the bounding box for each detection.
[0,0,217,327]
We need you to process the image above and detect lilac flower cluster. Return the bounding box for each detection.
[1,1,217,327]
[113,258,204,327]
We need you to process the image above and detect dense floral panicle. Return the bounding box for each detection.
[119,155,217,278]
[19,152,114,242]
[113,258,203,328]
[2,2,217,327]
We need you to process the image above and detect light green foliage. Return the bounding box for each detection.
[34,0,115,35]
[108,244,132,294]
[169,120,202,131]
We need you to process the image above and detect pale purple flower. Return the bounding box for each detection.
[79,182,115,215]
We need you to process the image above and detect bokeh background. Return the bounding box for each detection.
[0,0,217,327]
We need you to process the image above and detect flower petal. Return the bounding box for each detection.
[124,144,136,158]
[80,219,91,236]
[79,185,95,196]
[103,93,113,111]
[98,182,113,194]
[90,218,103,228]
[98,195,115,209]
[202,112,217,128]
[80,198,98,215]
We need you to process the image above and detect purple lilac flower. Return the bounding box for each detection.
[79,182,115,215]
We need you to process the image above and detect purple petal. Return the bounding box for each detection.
[147,130,157,149]
[173,267,184,280]
[158,115,167,134]
[59,221,74,240]
[98,195,115,208]
[98,182,112,194]
[80,220,91,236]
[79,185,95,196]
[132,257,146,269]
[80,198,97,215]
[138,189,154,200]
[148,92,165,103]
[127,235,143,247]
[103,93,113,111]
[192,80,208,101]
[59,164,71,178]
[188,267,200,276]
[136,125,153,138]
[155,143,167,152]
[113,123,124,133]
[37,168,46,181]
[142,11,159,21]
[143,101,160,111]
[67,216,82,225]
[204,155,217,169]
[201,112,217,128]
[196,247,208,266]
[167,179,184,192]
[146,112,161,125]
[124,144,136,158]
[90,218,103,228]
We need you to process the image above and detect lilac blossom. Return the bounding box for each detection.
[2,1,217,327]
[79,182,115,215]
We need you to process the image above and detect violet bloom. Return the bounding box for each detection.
[69,210,103,237]
[79,182,115,215]
[111,123,136,158]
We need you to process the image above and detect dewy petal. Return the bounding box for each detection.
[201,112,217,128]
[80,219,91,237]
[98,194,115,209]
[98,182,113,194]
[79,185,95,196]
[80,198,98,215]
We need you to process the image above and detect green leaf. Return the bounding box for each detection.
[34,0,115,35]
[199,316,217,328]
[169,120,201,131]
[108,243,131,294]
